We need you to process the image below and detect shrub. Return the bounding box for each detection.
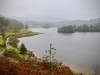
[8,37,19,48]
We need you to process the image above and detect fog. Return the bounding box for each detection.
[0,0,100,21]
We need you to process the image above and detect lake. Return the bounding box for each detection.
[18,28,100,74]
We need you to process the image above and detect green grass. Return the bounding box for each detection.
[0,47,4,52]
[0,33,16,44]
[17,53,27,58]
[6,48,28,61]
[0,36,3,44]
[0,29,40,45]
[11,48,28,58]
[0,33,16,45]
[7,57,19,62]
[6,33,15,37]
[20,29,30,33]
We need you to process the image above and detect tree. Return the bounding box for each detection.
[12,26,19,35]
[8,18,24,29]
[45,44,56,75]
[92,63,100,75]
[0,17,9,46]
[8,37,19,48]
[58,25,74,33]
[20,43,27,54]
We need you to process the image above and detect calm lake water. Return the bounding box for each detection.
[18,28,100,74]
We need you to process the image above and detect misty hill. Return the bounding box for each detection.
[6,16,68,22]
[1,14,100,27]
[25,18,100,27]
[0,14,4,17]
[0,15,24,29]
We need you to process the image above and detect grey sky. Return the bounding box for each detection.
[0,0,100,20]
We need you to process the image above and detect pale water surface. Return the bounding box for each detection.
[18,28,100,74]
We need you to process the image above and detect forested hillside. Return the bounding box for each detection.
[25,18,100,27]
[0,17,24,29]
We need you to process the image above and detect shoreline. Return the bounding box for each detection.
[4,28,90,75]
[0,29,42,58]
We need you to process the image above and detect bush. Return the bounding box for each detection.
[8,37,19,48]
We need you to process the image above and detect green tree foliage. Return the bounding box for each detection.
[7,18,24,29]
[0,17,10,46]
[12,26,19,35]
[0,17,24,29]
[58,23,100,33]
[20,43,27,54]
[0,18,10,28]
[0,16,24,46]
[58,25,74,33]
[76,24,89,32]
[8,37,19,48]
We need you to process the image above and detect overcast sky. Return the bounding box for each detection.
[0,0,100,21]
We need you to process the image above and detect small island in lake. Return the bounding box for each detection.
[58,24,100,33]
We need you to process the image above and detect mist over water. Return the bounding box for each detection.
[18,28,100,74]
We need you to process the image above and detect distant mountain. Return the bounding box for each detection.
[6,16,69,22]
[0,14,4,17]
[54,18,100,26]
[25,18,100,27]
[1,14,100,27]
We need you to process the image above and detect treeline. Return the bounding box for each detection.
[0,16,28,46]
[0,17,28,29]
[8,19,24,29]
[0,17,23,29]
[58,24,100,33]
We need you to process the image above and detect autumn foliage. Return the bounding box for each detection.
[0,56,73,75]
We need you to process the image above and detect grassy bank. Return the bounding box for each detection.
[3,48,89,75]
[0,47,4,52]
[0,36,3,45]
[1,29,40,60]
[3,47,74,75]
[0,29,41,52]
[4,48,28,62]
[5,29,40,38]
[0,29,89,75]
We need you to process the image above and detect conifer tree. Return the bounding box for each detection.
[20,43,27,54]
